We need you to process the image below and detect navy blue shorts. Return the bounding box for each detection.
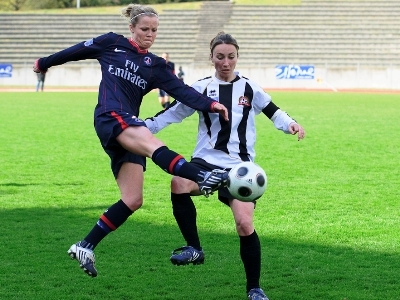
[158,89,168,97]
[94,111,146,178]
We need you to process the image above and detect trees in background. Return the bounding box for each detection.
[0,0,195,11]
[0,0,27,11]
[0,0,74,10]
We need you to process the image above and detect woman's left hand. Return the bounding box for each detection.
[289,123,305,141]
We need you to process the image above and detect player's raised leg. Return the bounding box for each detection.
[117,125,229,196]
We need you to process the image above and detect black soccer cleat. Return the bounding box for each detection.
[197,169,229,197]
[170,246,205,266]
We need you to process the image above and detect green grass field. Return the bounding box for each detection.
[0,91,399,300]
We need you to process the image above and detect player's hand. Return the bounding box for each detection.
[33,59,45,74]
[288,122,305,141]
[211,102,229,121]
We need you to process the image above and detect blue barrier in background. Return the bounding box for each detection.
[275,65,314,79]
[0,64,13,77]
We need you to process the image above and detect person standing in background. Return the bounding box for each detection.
[177,66,185,82]
[36,72,45,92]
[158,52,175,109]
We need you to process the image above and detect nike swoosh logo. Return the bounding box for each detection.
[114,48,126,52]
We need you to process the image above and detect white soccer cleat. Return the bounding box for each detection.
[67,242,97,277]
[247,288,269,300]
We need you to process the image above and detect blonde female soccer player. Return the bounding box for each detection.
[33,4,230,277]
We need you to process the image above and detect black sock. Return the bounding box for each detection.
[152,146,203,182]
[83,199,133,249]
[162,102,170,109]
[171,193,201,250]
[240,230,261,293]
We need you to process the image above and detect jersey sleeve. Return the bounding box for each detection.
[145,100,196,134]
[261,98,297,134]
[271,110,297,134]
[37,33,113,72]
[153,63,216,113]
[250,79,297,134]
[249,80,272,114]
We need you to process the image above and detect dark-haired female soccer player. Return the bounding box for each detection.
[33,4,229,278]
[145,32,305,300]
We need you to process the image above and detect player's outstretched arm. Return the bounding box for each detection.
[288,122,305,141]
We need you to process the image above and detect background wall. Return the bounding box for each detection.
[2,63,399,91]
[1,0,399,91]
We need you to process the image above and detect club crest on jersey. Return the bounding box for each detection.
[84,38,94,47]
[238,96,250,106]
[144,57,152,66]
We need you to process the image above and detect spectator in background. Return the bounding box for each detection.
[177,66,185,82]
[158,52,175,109]
[36,72,45,92]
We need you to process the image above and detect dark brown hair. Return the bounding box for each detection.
[209,32,239,55]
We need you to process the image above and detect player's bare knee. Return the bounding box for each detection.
[171,176,195,194]
[123,196,143,212]
[235,219,254,236]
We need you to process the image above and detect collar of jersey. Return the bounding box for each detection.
[212,73,241,84]
[128,38,148,54]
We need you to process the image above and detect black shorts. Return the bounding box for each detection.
[190,158,257,207]
[94,111,146,178]
[158,89,168,97]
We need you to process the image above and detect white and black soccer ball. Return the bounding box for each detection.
[227,162,267,202]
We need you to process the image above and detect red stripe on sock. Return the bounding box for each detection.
[111,111,128,130]
[168,155,184,174]
[100,215,117,231]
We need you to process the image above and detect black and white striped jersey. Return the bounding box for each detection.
[145,72,296,168]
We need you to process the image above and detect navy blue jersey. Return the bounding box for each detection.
[37,32,215,117]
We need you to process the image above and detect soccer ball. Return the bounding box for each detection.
[227,162,267,202]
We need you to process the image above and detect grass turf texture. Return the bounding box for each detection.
[0,91,399,299]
